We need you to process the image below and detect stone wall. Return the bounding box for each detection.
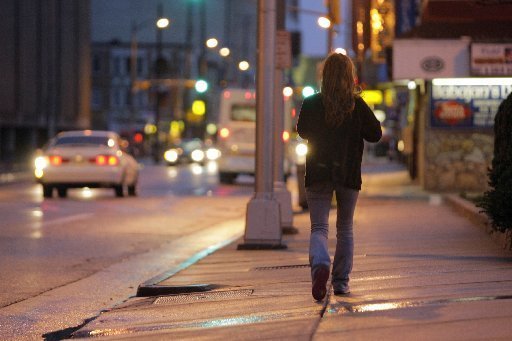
[424,131,493,192]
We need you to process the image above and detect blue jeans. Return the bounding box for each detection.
[306,182,359,291]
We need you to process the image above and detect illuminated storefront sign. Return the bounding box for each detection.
[370,0,395,63]
[471,43,512,76]
[431,78,512,128]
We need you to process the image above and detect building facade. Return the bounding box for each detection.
[0,0,91,166]
[90,0,259,143]
[390,0,512,192]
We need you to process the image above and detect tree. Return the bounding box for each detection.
[478,92,512,232]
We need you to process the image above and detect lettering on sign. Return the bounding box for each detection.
[431,83,512,128]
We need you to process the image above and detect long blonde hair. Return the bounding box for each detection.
[321,53,360,127]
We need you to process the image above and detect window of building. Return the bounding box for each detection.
[125,57,131,75]
[113,57,121,75]
[126,88,132,106]
[93,55,101,74]
[137,58,144,75]
[91,88,102,109]
[112,88,122,107]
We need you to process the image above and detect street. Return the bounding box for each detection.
[0,161,252,339]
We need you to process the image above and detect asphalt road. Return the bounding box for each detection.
[0,162,253,339]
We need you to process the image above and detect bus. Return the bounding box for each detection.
[216,88,296,184]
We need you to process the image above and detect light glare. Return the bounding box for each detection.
[283,86,293,97]
[302,86,315,98]
[317,16,331,29]
[206,38,218,48]
[219,47,230,57]
[156,18,170,28]
[238,61,250,71]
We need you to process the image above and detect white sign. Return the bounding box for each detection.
[275,30,292,69]
[393,39,470,80]
[471,43,512,76]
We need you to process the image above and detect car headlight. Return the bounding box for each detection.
[295,143,308,157]
[205,147,221,161]
[191,149,205,162]
[34,156,48,179]
[164,149,179,163]
[34,156,48,170]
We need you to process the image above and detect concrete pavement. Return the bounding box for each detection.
[68,167,512,340]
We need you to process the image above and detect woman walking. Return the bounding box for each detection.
[297,52,382,301]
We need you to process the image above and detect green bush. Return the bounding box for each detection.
[477,93,512,232]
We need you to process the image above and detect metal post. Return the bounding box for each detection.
[273,1,296,234]
[328,25,334,54]
[153,3,163,163]
[238,0,285,250]
[327,0,334,54]
[130,21,138,131]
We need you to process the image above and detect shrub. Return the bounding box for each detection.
[477,93,512,232]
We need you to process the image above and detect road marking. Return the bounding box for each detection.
[42,213,93,227]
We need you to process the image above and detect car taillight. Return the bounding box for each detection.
[49,155,63,166]
[219,128,230,139]
[93,155,119,166]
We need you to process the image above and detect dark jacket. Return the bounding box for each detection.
[296,93,382,190]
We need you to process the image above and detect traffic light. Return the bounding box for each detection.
[191,99,206,116]
[195,79,208,93]
[328,0,340,25]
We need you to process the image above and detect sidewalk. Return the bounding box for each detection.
[70,168,512,340]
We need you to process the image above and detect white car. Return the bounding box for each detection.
[34,130,139,198]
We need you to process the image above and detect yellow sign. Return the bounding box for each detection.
[361,90,383,105]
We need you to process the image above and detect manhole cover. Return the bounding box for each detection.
[253,264,309,271]
[154,289,254,305]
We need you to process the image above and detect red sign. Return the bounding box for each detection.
[434,101,472,126]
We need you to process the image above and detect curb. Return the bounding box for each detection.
[136,234,242,297]
[444,194,512,251]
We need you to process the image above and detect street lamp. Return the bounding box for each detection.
[238,60,250,71]
[205,38,218,48]
[156,17,170,29]
[129,15,170,129]
[317,16,331,29]
[219,47,230,57]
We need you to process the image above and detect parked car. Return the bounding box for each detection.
[163,138,220,166]
[34,130,139,198]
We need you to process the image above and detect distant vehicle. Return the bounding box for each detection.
[163,138,220,166]
[215,88,294,184]
[216,89,256,184]
[34,130,139,198]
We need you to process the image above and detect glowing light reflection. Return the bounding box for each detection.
[199,316,265,328]
[30,230,43,239]
[167,168,178,178]
[354,302,405,312]
[206,161,218,174]
[191,164,203,175]
[81,187,94,198]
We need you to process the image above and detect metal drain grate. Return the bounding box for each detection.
[154,289,254,305]
[253,264,310,271]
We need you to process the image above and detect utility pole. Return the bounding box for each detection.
[130,20,138,132]
[238,0,285,250]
